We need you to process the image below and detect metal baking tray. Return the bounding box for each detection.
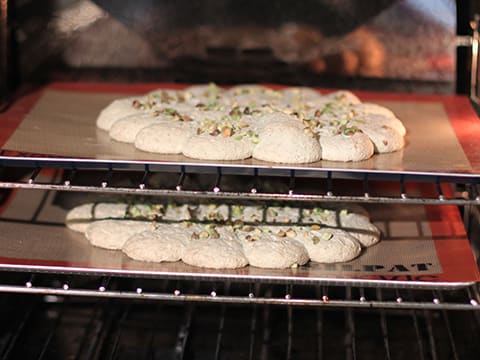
[1,83,480,179]
[0,176,478,290]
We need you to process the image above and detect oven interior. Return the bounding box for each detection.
[1,1,480,359]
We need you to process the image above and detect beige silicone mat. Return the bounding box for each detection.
[0,179,469,284]
[1,89,473,174]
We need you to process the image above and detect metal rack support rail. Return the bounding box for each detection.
[0,282,479,311]
[1,165,480,205]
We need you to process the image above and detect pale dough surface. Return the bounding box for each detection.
[65,203,128,233]
[96,85,406,164]
[122,223,195,262]
[109,113,162,143]
[135,122,194,154]
[253,122,322,164]
[96,97,140,131]
[319,132,374,162]
[181,227,248,269]
[297,227,362,263]
[67,201,379,267]
[239,229,309,269]
[85,220,152,250]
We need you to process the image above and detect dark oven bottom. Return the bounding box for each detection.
[0,278,479,360]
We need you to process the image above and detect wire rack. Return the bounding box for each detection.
[1,163,480,205]
[0,273,478,311]
[1,161,480,310]
[0,274,480,359]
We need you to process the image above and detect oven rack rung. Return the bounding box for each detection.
[1,166,479,205]
[0,273,479,311]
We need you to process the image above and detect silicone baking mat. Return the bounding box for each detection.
[0,171,478,286]
[1,83,480,176]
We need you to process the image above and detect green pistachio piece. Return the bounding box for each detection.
[232,205,244,217]
[321,232,333,241]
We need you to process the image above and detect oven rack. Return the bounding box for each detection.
[1,164,480,205]
[2,287,480,360]
[0,272,479,311]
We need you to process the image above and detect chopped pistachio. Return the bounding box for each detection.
[242,225,254,232]
[312,235,320,244]
[250,134,260,144]
[267,208,278,218]
[314,109,322,117]
[177,92,186,103]
[340,209,348,215]
[206,211,218,220]
[286,228,297,238]
[221,126,233,137]
[342,126,358,136]
[191,232,200,240]
[132,100,142,109]
[229,106,242,120]
[321,232,333,241]
[199,231,209,239]
[277,229,287,237]
[322,103,334,113]
[245,234,257,242]
[304,128,315,137]
[162,107,177,116]
[204,223,215,230]
[206,102,220,111]
[208,82,220,96]
[233,220,244,230]
[129,206,142,218]
[290,263,298,269]
[160,91,171,104]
